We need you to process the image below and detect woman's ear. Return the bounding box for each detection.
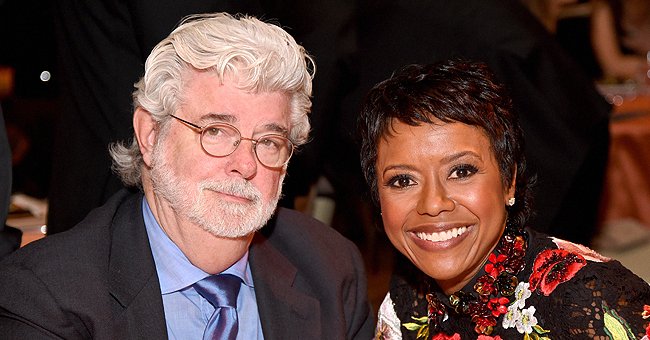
[133,107,157,167]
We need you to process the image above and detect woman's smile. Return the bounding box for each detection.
[376,119,513,292]
[413,225,470,243]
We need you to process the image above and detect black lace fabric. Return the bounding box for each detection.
[385,229,650,339]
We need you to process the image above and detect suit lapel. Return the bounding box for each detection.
[250,232,321,339]
[107,193,168,339]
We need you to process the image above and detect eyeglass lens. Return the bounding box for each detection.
[200,124,292,168]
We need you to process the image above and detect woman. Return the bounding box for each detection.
[359,60,650,339]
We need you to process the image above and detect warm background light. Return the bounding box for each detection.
[0,66,15,99]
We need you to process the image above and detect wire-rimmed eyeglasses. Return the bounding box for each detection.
[169,114,294,168]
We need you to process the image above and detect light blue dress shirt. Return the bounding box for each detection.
[142,198,264,339]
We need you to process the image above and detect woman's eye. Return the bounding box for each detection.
[386,175,415,188]
[449,164,478,179]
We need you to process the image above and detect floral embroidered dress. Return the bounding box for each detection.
[375,228,650,339]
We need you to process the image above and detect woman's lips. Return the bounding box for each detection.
[414,226,469,242]
[407,223,475,251]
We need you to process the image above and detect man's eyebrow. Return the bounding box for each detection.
[199,112,236,124]
[200,112,289,135]
[261,123,289,135]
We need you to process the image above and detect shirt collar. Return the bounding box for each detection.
[142,197,254,294]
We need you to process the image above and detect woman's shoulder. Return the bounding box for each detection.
[375,293,403,340]
[523,229,650,338]
[525,228,647,293]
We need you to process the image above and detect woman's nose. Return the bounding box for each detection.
[416,179,455,216]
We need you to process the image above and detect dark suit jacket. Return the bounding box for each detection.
[0,189,374,339]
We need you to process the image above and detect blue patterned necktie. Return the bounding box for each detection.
[193,274,242,340]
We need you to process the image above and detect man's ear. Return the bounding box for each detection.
[133,107,158,167]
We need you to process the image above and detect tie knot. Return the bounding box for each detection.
[194,273,241,309]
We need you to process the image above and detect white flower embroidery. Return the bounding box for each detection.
[375,293,402,339]
[515,306,538,334]
[512,282,531,309]
[502,305,521,329]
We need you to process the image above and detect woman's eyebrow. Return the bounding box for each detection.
[381,164,416,177]
[440,150,481,164]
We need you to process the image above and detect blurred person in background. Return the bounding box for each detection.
[0,105,22,258]
[591,0,650,81]
[520,0,579,33]
[0,0,58,201]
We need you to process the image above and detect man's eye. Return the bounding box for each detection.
[205,127,224,137]
[387,175,415,188]
[203,125,239,142]
[258,137,280,149]
[449,164,478,179]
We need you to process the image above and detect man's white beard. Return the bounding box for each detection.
[149,141,282,238]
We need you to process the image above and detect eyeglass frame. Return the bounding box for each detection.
[168,114,295,168]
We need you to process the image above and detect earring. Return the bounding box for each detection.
[507,197,516,206]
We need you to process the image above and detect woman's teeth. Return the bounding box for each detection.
[415,226,468,242]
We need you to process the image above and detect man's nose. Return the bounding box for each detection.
[226,138,257,179]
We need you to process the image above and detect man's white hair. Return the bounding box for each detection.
[110,12,314,187]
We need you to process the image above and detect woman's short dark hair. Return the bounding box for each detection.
[358,59,534,230]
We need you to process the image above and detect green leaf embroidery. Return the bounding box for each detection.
[602,301,636,340]
[403,316,430,339]
[533,324,550,334]
[403,323,423,331]
[412,316,429,323]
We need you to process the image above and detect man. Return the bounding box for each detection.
[48,0,353,235]
[0,13,374,339]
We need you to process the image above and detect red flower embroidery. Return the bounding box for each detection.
[472,314,497,335]
[643,305,650,337]
[487,297,510,317]
[477,336,503,340]
[484,253,507,278]
[529,249,587,296]
[431,332,461,340]
[474,275,496,296]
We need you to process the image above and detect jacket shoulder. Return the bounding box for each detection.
[261,207,361,262]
